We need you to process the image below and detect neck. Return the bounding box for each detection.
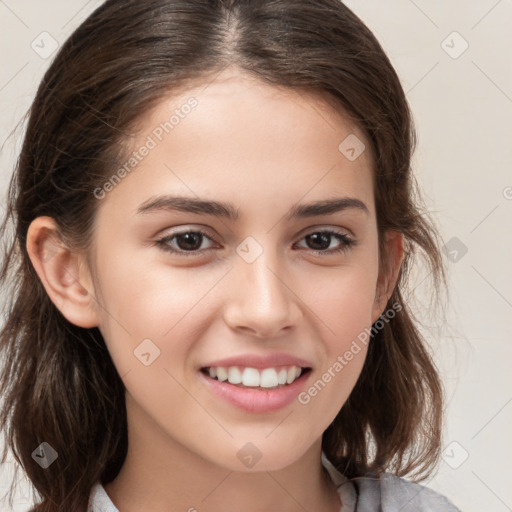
[103,400,341,512]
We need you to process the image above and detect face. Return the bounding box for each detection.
[85,68,391,472]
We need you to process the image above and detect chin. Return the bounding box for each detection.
[199,436,314,473]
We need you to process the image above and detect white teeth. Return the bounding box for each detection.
[216,367,228,382]
[206,365,305,388]
[286,367,296,384]
[227,366,242,384]
[277,368,287,385]
[242,367,260,387]
[260,368,279,388]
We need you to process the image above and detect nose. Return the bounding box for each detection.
[223,248,302,339]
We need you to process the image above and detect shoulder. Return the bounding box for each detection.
[321,452,462,511]
[345,472,462,512]
[87,482,119,512]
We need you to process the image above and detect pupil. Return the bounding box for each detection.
[178,232,202,251]
[307,232,330,250]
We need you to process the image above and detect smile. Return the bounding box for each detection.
[201,365,305,389]
[199,365,312,413]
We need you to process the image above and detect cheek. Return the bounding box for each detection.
[305,259,379,339]
[294,260,378,410]
[93,232,222,321]
[293,304,373,443]
[91,241,225,376]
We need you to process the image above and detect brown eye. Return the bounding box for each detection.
[173,232,203,251]
[156,229,217,256]
[155,228,356,258]
[295,230,356,255]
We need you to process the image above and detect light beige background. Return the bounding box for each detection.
[1,1,511,511]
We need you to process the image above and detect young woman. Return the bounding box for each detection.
[0,1,461,510]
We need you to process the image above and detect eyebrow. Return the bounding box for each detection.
[136,195,369,221]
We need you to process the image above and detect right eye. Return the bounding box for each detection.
[155,229,219,257]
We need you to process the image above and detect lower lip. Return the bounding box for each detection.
[199,370,311,413]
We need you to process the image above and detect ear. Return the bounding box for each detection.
[26,216,99,328]
[371,230,404,324]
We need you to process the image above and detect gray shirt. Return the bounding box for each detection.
[87,452,462,511]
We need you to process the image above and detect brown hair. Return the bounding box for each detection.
[0,0,448,510]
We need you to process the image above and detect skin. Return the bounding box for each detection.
[27,67,403,512]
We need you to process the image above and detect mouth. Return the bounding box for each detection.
[200,365,312,390]
[198,365,313,413]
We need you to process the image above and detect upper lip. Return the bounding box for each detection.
[201,352,313,370]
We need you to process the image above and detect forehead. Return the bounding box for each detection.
[100,68,375,220]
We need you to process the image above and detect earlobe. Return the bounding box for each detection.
[26,216,99,328]
[371,230,404,323]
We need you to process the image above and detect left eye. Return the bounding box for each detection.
[295,230,356,254]
[156,229,356,257]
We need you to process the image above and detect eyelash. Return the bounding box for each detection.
[155,228,356,257]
